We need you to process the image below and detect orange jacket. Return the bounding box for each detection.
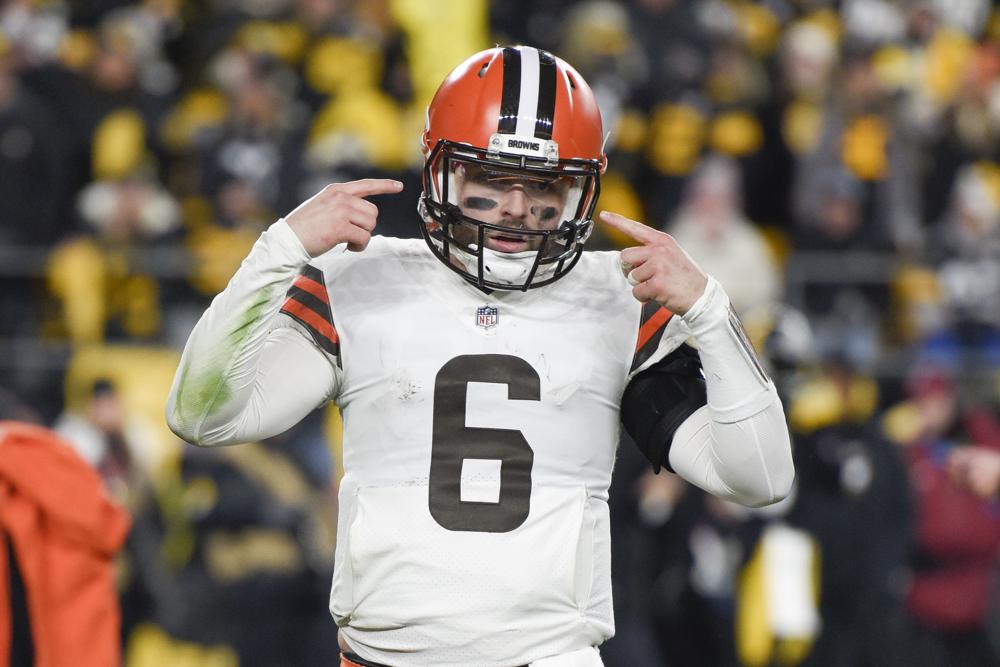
[0,421,131,667]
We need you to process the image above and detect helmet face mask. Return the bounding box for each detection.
[421,140,600,290]
[419,46,605,291]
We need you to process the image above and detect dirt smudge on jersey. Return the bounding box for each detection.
[172,286,275,426]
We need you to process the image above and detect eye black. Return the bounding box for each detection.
[538,206,559,221]
[463,196,497,210]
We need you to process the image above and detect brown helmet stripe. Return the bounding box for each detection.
[498,47,521,134]
[534,50,556,140]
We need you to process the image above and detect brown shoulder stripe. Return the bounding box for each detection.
[280,266,339,356]
[291,272,329,305]
[300,263,325,286]
[631,301,673,372]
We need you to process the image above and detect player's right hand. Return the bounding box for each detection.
[599,211,708,315]
[285,179,404,256]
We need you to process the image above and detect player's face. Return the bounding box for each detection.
[454,164,572,253]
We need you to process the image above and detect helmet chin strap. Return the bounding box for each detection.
[451,244,541,286]
[480,247,539,284]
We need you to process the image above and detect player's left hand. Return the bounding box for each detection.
[600,211,708,315]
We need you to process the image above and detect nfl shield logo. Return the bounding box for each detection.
[476,305,499,329]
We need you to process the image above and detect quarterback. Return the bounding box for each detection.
[167,46,793,667]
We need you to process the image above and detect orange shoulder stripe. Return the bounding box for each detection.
[292,274,329,304]
[280,298,339,346]
[635,306,672,352]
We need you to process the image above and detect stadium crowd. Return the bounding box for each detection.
[2,0,1000,665]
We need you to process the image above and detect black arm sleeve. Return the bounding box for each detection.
[620,344,708,473]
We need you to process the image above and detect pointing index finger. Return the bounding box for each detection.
[599,211,664,246]
[337,178,405,198]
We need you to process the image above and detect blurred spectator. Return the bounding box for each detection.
[54,378,153,506]
[200,48,298,217]
[0,419,131,667]
[783,362,914,667]
[925,161,1000,363]
[604,439,694,667]
[947,444,1000,499]
[0,31,73,246]
[137,412,338,666]
[886,367,1000,666]
[781,17,839,104]
[716,310,913,667]
[77,176,181,245]
[45,173,181,344]
[668,154,781,315]
[17,5,178,231]
[557,1,648,143]
[52,375,167,647]
[791,58,922,255]
[627,0,710,104]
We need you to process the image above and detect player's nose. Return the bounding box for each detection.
[499,187,530,221]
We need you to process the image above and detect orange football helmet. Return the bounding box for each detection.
[419,46,606,290]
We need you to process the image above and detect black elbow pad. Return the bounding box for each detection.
[621,344,708,473]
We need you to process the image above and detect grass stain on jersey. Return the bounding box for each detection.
[173,287,276,429]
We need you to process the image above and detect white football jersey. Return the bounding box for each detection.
[169,219,793,665]
[277,236,690,666]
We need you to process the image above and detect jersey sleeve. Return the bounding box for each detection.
[166,219,341,447]
[620,274,793,506]
[677,276,773,421]
[664,275,794,506]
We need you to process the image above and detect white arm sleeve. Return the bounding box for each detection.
[166,220,339,447]
[667,277,794,506]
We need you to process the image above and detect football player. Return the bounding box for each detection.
[167,46,794,667]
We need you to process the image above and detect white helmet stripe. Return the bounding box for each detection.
[514,47,540,137]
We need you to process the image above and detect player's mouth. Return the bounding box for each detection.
[485,233,532,253]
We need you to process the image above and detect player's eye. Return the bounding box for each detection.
[463,196,497,210]
[460,166,499,187]
[474,177,508,192]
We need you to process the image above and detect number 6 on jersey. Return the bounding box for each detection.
[428,354,540,532]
